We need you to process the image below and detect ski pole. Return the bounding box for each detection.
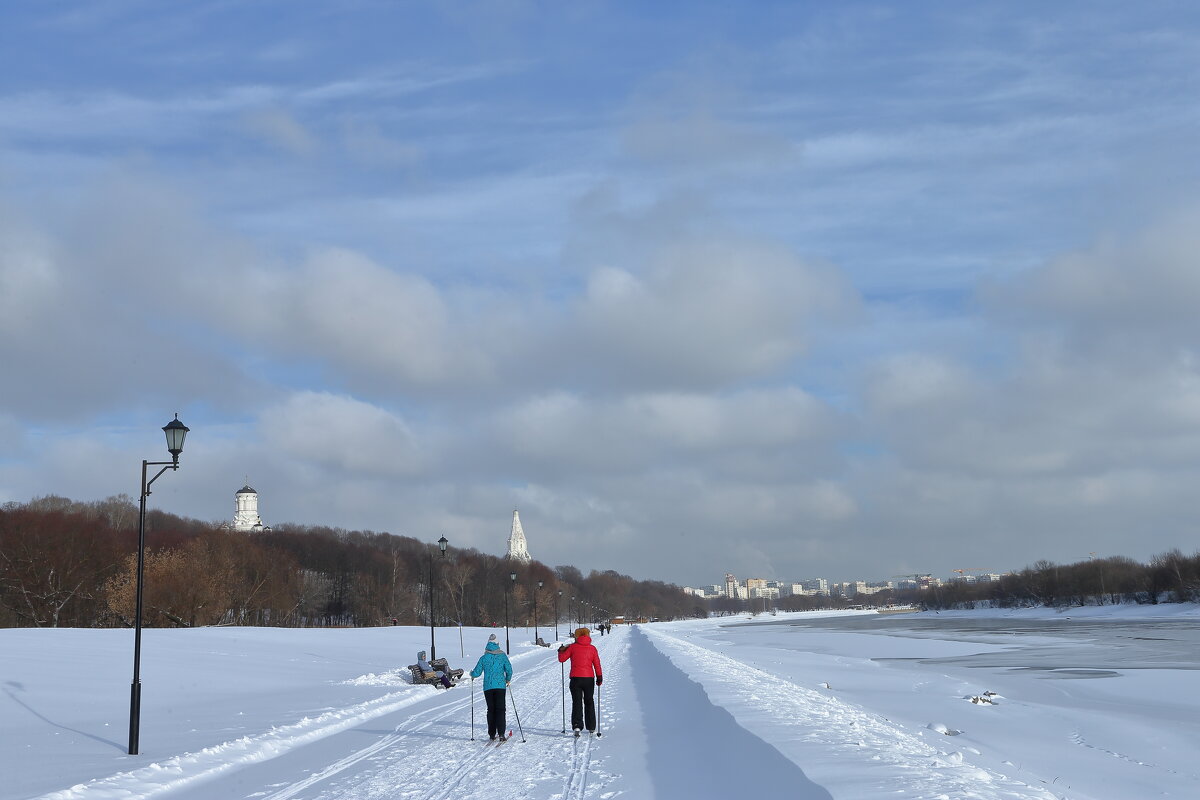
[595,681,602,738]
[560,661,567,733]
[470,677,475,741]
[508,684,526,743]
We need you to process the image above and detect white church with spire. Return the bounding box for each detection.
[506,510,532,563]
[232,483,270,533]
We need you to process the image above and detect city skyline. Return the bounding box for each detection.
[682,571,997,598]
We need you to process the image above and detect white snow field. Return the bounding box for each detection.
[4,605,1200,799]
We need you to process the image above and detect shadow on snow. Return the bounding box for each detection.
[630,628,833,799]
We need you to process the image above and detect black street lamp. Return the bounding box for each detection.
[428,535,448,660]
[555,590,562,642]
[533,580,543,644]
[570,595,575,631]
[128,414,189,756]
[505,571,516,654]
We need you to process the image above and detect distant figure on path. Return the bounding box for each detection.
[470,634,514,742]
[558,627,603,735]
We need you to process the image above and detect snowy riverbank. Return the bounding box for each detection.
[4,605,1198,798]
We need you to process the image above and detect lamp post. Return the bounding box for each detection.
[555,590,562,642]
[128,414,189,756]
[505,571,516,654]
[570,595,575,632]
[533,580,543,644]
[428,535,448,661]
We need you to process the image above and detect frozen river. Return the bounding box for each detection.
[732,611,1200,672]
[676,606,1200,797]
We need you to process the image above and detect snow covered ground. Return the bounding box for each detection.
[4,604,1199,799]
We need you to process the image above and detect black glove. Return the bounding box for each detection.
[596,676,603,686]
[558,645,568,654]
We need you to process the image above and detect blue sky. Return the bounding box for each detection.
[3,1,1200,586]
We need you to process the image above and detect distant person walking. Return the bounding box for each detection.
[558,627,603,736]
[470,634,513,742]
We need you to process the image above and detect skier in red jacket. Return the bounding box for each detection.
[558,627,603,736]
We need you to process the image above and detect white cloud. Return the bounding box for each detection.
[0,207,58,336]
[865,353,975,414]
[258,391,420,477]
[503,387,833,456]
[0,65,502,149]
[831,206,1200,574]
[986,206,1200,345]
[0,177,256,420]
[571,238,858,388]
[214,247,492,389]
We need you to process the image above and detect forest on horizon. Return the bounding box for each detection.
[0,495,705,629]
[2,495,1198,629]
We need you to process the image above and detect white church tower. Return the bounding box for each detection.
[233,484,268,532]
[506,510,532,563]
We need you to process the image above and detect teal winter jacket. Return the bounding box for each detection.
[470,642,513,690]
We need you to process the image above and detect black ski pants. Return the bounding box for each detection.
[483,687,507,739]
[569,677,596,732]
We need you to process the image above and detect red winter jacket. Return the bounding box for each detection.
[558,635,603,680]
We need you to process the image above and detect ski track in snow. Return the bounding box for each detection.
[252,639,621,800]
[640,627,1067,800]
[552,733,593,800]
[34,638,625,800]
[32,689,433,800]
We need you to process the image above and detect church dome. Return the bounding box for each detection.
[233,484,267,532]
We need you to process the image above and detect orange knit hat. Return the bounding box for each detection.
[575,627,590,638]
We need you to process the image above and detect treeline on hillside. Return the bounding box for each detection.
[0,496,706,629]
[911,553,1200,610]
[707,552,1200,615]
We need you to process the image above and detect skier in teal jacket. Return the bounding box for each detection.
[470,634,514,741]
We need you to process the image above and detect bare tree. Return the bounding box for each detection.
[442,558,475,627]
[0,508,122,627]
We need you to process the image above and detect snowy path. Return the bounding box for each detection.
[155,637,628,800]
[630,625,832,798]
[19,620,1141,799]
